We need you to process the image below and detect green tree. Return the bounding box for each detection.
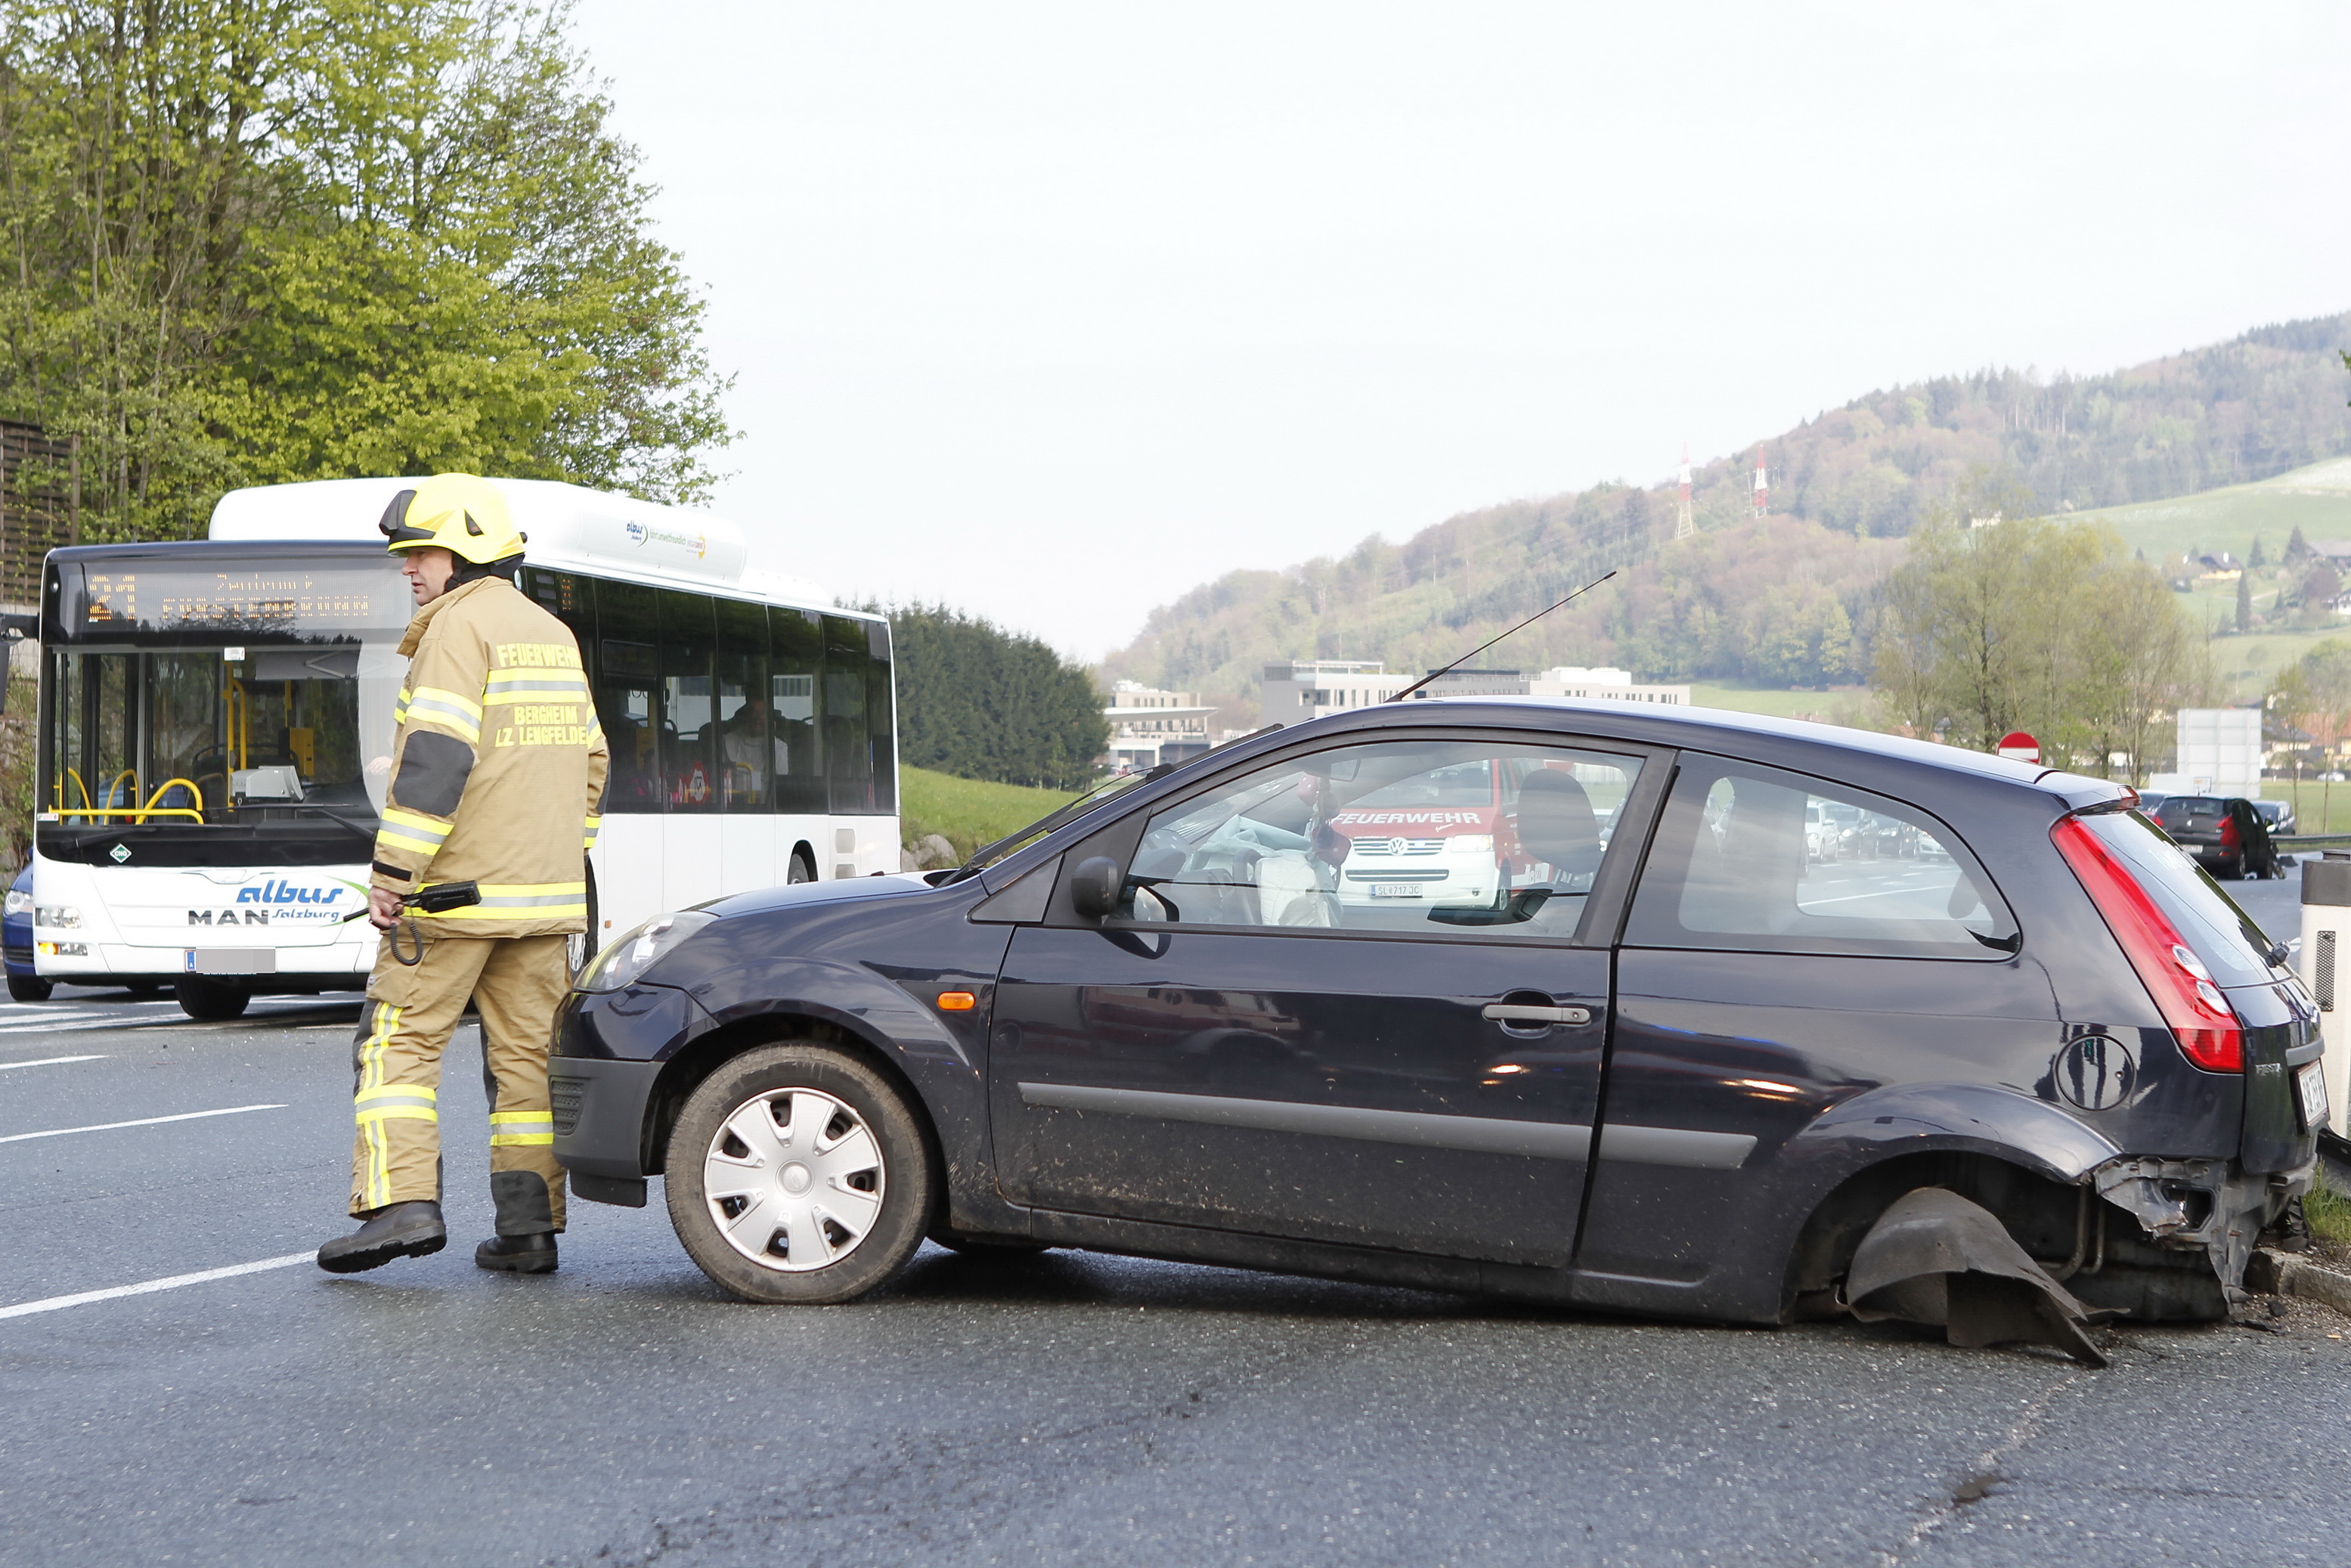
[0,0,730,542]
[2237,570,2253,632]
[2284,641,2351,829]
[1873,509,2207,778]
[887,604,1107,791]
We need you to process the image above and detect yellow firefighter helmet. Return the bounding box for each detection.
[377,473,525,564]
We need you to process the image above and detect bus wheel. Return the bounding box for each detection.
[788,850,816,885]
[175,978,249,1021]
[8,974,51,1002]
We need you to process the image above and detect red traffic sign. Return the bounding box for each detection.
[1996,730,2040,764]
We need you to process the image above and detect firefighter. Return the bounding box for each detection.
[316,473,609,1276]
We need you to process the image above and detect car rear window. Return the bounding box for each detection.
[2151,798,2222,829]
[2077,809,2279,987]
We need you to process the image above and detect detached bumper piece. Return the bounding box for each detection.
[1845,1187,2112,1368]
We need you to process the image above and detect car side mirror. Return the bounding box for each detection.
[1068,856,1124,921]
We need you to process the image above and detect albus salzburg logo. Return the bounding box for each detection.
[187,879,357,927]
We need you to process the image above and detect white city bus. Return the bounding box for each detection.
[32,478,899,1018]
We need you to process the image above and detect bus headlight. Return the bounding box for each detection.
[1448,835,1494,854]
[578,911,717,993]
[35,905,79,928]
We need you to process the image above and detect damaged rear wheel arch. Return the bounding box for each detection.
[1780,1151,2082,1317]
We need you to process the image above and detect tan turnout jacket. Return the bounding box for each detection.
[368,575,609,937]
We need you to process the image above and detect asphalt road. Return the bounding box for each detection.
[4,880,2349,1568]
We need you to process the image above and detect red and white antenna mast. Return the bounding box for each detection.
[1675,440,1694,540]
[1751,447,1768,519]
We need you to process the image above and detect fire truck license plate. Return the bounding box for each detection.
[2297,1061,2330,1131]
[1369,884,1424,899]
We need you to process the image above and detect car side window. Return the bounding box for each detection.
[1622,758,2017,959]
[1120,736,1644,940]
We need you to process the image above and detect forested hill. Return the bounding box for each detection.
[1101,312,2351,720]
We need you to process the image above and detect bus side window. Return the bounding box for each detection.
[865,618,896,815]
[770,607,825,813]
[595,581,662,813]
[660,592,717,814]
[822,615,873,813]
[714,598,770,812]
[525,567,599,817]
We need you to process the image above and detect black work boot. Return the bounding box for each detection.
[475,1232,558,1273]
[478,1170,559,1272]
[317,1201,447,1274]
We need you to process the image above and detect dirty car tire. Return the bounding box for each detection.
[665,1043,932,1305]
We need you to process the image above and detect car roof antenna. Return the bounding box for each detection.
[1388,569,1618,704]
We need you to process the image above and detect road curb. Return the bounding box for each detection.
[2247,1247,2351,1315]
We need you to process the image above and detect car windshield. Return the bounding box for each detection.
[1353,759,1494,808]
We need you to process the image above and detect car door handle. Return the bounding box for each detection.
[1482,1003,1591,1026]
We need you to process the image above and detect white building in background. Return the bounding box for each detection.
[1103,681,1215,770]
[1408,665,1692,706]
[1259,661,1413,729]
[2147,707,2263,798]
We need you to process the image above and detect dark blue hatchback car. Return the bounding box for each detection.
[550,702,2325,1348]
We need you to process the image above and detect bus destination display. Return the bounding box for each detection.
[77,565,409,634]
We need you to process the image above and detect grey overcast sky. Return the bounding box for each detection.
[565,2,2351,661]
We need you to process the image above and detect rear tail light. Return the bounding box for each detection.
[2220,814,2240,851]
[2051,816,2242,1072]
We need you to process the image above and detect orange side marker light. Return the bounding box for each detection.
[937,990,977,1012]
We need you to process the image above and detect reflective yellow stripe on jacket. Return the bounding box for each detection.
[405,685,483,743]
[583,814,602,852]
[483,669,591,705]
[422,880,589,921]
[376,807,453,858]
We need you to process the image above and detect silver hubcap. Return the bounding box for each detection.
[703,1086,885,1272]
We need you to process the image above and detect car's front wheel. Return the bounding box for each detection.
[665,1043,933,1304]
[7,973,51,1002]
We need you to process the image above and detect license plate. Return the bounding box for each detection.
[186,948,276,975]
[2297,1060,2330,1132]
[1369,884,1425,899]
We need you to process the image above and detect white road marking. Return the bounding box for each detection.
[0,1253,312,1322]
[0,1003,358,1038]
[0,1104,287,1144]
[0,1055,107,1071]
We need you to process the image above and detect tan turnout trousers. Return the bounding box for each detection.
[348,933,571,1233]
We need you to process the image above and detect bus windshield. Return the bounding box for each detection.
[42,545,410,826]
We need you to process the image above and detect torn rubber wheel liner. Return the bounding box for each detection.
[1844,1186,2114,1368]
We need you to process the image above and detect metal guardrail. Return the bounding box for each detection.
[2275,835,2351,851]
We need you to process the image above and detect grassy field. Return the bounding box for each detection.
[1687,681,1879,724]
[2073,457,2351,565]
[899,765,1083,863]
[2236,779,2351,836]
[2074,459,2351,704]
